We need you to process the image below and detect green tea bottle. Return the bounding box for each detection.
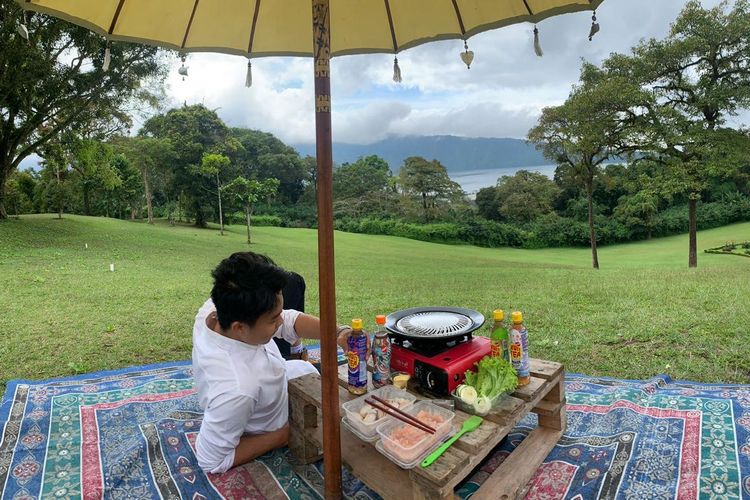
[489,309,509,361]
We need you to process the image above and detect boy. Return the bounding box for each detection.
[192,252,349,473]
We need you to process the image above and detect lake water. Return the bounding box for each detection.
[450,164,558,195]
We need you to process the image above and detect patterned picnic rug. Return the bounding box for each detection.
[1,361,749,499]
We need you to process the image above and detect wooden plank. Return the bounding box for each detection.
[450,415,500,454]
[542,376,565,404]
[307,420,415,499]
[511,376,545,402]
[531,398,566,417]
[529,358,563,380]
[289,372,325,408]
[471,426,563,500]
[538,405,567,431]
[484,395,525,425]
[411,445,470,487]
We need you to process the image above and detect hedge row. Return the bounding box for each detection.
[332,197,750,249]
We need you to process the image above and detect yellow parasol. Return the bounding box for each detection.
[16,1,604,497]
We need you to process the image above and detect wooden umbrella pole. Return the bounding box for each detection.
[312,0,342,498]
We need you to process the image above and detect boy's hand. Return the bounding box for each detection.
[336,326,352,352]
[337,326,371,360]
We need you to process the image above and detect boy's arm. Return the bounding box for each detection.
[293,313,353,344]
[232,424,289,467]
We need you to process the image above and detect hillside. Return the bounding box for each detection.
[293,135,548,172]
[1,215,749,389]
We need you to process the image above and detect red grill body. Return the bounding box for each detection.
[390,336,490,395]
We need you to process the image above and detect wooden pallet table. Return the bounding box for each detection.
[288,358,566,500]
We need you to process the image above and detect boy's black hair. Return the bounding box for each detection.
[210,252,289,330]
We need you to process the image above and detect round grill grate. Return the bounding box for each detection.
[397,312,472,337]
[386,306,485,340]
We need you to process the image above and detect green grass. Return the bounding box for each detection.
[1,214,749,393]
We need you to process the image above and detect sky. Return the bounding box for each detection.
[18,0,746,171]
[161,0,745,147]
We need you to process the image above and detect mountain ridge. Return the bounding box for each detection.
[293,135,549,173]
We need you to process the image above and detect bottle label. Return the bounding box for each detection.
[490,340,502,358]
[510,327,530,378]
[372,335,391,388]
[347,334,368,389]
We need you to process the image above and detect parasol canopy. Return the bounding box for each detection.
[19,0,602,57]
[16,1,604,497]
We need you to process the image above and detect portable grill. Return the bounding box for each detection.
[386,307,490,396]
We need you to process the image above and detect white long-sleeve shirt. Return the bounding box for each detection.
[191,298,317,473]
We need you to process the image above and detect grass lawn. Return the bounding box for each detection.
[1,214,749,392]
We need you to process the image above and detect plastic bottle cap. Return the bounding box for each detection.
[351,318,363,330]
[493,309,504,321]
[375,314,386,325]
[512,311,523,323]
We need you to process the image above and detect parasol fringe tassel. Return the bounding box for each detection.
[103,42,112,72]
[460,40,474,69]
[245,60,252,87]
[588,11,600,41]
[17,11,31,40]
[17,23,29,40]
[533,26,543,57]
[393,57,402,83]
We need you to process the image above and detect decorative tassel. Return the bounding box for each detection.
[17,11,31,40]
[103,41,112,72]
[178,53,188,80]
[245,60,252,88]
[392,56,402,83]
[588,11,600,41]
[460,40,474,69]
[533,26,543,57]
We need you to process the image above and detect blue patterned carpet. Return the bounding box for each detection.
[1,361,748,499]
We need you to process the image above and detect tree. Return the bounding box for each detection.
[107,154,142,220]
[0,1,166,219]
[494,170,561,224]
[140,105,230,227]
[614,190,660,239]
[200,153,231,235]
[333,155,392,217]
[398,157,464,223]
[528,66,635,269]
[115,136,175,224]
[68,139,121,215]
[600,0,750,267]
[222,177,279,243]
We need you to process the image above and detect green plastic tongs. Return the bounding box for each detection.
[420,415,483,468]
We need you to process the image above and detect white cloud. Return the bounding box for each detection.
[156,0,735,145]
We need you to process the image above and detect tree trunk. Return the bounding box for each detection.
[82,182,91,216]
[56,166,63,219]
[0,165,8,220]
[217,172,224,235]
[688,196,698,268]
[246,205,252,244]
[586,181,599,269]
[143,167,154,224]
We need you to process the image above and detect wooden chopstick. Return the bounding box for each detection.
[367,396,437,434]
[365,399,435,434]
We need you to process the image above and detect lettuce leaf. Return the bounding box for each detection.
[462,356,518,398]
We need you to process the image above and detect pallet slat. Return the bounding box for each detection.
[471,426,564,500]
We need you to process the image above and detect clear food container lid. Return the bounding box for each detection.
[341,386,417,428]
[375,400,455,451]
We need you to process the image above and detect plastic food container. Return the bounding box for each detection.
[341,386,417,440]
[376,400,455,464]
[451,389,508,416]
